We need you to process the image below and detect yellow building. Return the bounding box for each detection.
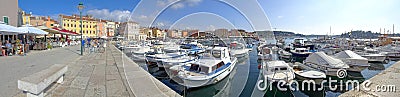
[59,14,97,38]
[22,12,31,25]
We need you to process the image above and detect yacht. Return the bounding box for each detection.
[358,48,386,62]
[229,41,248,57]
[169,47,237,88]
[180,42,206,55]
[261,60,295,84]
[303,52,349,76]
[145,50,187,70]
[290,48,313,62]
[334,50,370,72]
[290,48,312,57]
[379,45,400,60]
[278,49,292,59]
[258,46,273,60]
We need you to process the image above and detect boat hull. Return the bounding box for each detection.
[346,65,369,72]
[178,59,237,88]
[300,63,345,76]
[131,53,146,62]
[294,73,325,85]
[362,55,386,62]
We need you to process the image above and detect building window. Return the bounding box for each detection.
[3,16,9,25]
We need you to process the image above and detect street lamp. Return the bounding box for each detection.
[78,2,84,55]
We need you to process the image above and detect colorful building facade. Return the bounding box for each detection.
[59,14,98,38]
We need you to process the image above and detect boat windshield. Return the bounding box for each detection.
[212,50,221,58]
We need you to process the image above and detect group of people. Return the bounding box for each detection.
[82,38,106,53]
[0,40,18,56]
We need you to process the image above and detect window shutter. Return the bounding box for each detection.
[3,16,9,25]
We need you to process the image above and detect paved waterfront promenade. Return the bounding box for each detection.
[0,46,82,97]
[7,43,180,97]
[340,61,400,97]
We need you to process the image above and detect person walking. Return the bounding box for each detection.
[87,37,91,48]
[81,39,85,52]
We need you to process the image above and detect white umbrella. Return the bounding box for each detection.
[0,22,23,34]
[18,26,49,35]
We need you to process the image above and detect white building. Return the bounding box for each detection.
[118,22,140,40]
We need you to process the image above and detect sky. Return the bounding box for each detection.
[18,0,400,35]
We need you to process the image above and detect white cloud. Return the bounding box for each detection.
[157,0,203,9]
[277,16,284,19]
[171,3,185,9]
[187,0,202,6]
[157,22,165,26]
[87,9,132,22]
[138,15,148,19]
[207,25,216,31]
[157,0,177,7]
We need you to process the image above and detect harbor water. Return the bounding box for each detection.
[124,41,397,97]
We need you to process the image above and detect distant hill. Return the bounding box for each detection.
[340,30,380,38]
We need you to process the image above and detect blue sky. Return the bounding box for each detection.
[19,0,400,35]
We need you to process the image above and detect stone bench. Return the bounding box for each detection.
[18,64,68,97]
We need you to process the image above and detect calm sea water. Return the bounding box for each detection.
[126,43,396,97]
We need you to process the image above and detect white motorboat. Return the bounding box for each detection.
[303,52,349,76]
[258,45,273,60]
[334,50,370,72]
[229,41,248,57]
[261,60,295,84]
[378,45,400,60]
[290,48,313,58]
[169,47,237,88]
[145,51,187,69]
[293,63,326,85]
[123,43,141,53]
[278,49,292,59]
[358,48,386,62]
[131,46,151,62]
[162,55,197,72]
[353,45,366,51]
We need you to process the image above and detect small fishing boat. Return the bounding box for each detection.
[261,60,295,84]
[293,63,326,85]
[169,47,237,88]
